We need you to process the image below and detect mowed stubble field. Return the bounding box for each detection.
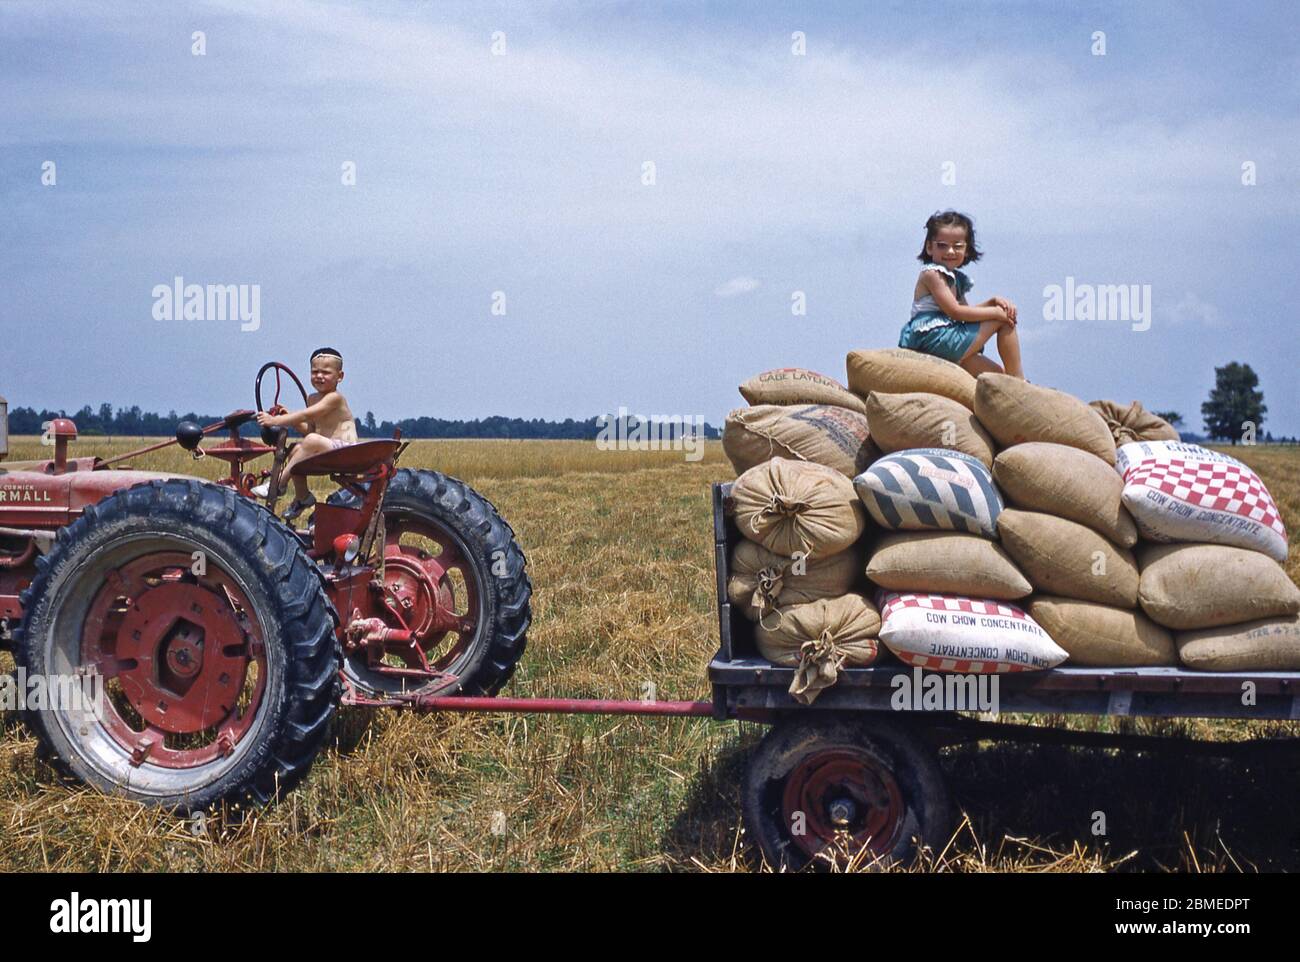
[1,436,1298,872]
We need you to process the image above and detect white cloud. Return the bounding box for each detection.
[714,276,760,298]
[1166,292,1223,327]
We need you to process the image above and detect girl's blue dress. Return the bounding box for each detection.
[897,263,984,363]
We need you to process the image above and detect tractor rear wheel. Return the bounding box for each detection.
[14,479,339,813]
[326,468,531,697]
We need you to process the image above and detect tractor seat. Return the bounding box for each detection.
[289,439,400,477]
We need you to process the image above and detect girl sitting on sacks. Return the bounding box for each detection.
[898,210,1025,379]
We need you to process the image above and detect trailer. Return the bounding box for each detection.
[701,481,1300,869]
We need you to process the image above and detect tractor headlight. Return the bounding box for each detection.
[333,534,361,563]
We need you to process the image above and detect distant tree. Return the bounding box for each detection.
[364,411,377,437]
[1153,410,1183,428]
[1201,362,1266,445]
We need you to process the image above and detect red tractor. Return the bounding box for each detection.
[0,363,531,813]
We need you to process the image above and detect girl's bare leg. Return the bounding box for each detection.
[960,353,1004,376]
[959,320,1005,375]
[996,325,1024,379]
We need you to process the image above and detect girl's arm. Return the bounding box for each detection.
[921,271,1007,323]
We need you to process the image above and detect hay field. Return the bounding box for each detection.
[1,436,1298,872]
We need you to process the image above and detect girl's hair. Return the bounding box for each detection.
[917,210,982,264]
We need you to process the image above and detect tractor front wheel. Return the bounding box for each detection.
[326,468,531,698]
[14,479,339,813]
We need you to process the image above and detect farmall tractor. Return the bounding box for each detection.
[0,363,531,813]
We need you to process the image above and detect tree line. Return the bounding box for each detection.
[2,361,1283,444]
[4,405,721,441]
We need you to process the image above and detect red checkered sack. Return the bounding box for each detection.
[1116,441,1287,562]
[875,590,1067,674]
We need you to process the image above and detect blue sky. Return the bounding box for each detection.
[3,1,1297,434]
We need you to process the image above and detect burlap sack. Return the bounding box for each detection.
[1137,543,1300,630]
[997,509,1139,607]
[739,368,867,415]
[755,593,881,705]
[727,538,862,622]
[723,404,880,478]
[974,373,1116,465]
[1089,399,1180,446]
[1177,615,1300,671]
[865,391,996,468]
[731,457,867,558]
[1028,596,1176,666]
[866,530,1032,600]
[846,348,977,409]
[993,442,1137,548]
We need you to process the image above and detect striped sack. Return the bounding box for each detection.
[853,447,1003,538]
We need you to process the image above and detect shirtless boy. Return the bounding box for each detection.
[252,347,359,520]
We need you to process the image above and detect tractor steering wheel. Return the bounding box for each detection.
[254,361,310,426]
[254,361,311,506]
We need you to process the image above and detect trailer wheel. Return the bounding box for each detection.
[14,479,339,813]
[742,716,951,870]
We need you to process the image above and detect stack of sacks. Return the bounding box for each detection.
[972,373,1176,666]
[844,351,1063,673]
[728,457,875,703]
[1116,439,1300,669]
[723,367,879,478]
[729,349,1300,680]
[847,349,995,467]
[852,446,1066,672]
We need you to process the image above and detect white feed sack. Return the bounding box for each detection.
[875,590,1067,674]
[1116,440,1288,562]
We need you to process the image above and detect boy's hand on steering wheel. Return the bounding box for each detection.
[255,411,280,428]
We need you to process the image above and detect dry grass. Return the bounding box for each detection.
[1,436,1297,872]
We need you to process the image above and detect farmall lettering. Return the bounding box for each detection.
[0,484,54,504]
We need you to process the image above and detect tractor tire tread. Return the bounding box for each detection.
[13,478,340,814]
